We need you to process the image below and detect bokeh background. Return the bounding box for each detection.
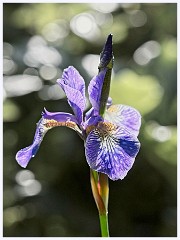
[3,3,177,237]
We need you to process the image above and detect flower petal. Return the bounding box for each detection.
[43,108,78,123]
[88,69,107,113]
[105,104,141,136]
[85,122,140,180]
[15,117,48,168]
[16,110,81,168]
[57,66,86,124]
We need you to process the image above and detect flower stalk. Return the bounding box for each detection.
[90,170,109,237]
[90,34,113,237]
[99,212,109,237]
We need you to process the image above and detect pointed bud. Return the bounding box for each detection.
[99,34,114,70]
[99,34,114,117]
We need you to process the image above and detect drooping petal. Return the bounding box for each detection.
[16,110,82,168]
[88,69,107,114]
[16,117,48,168]
[57,66,86,124]
[85,121,140,181]
[105,104,141,137]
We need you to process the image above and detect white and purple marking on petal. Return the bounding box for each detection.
[85,121,140,180]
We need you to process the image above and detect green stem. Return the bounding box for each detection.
[99,213,109,237]
[90,170,110,237]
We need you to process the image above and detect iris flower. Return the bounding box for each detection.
[16,35,141,181]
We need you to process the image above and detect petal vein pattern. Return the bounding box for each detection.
[88,69,107,114]
[85,122,140,180]
[105,104,141,137]
[57,66,86,124]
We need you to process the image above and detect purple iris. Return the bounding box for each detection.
[16,35,141,181]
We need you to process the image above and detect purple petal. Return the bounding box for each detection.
[16,110,81,168]
[16,117,48,168]
[43,108,78,123]
[85,122,140,180]
[83,107,103,134]
[57,66,86,124]
[42,108,82,133]
[88,69,107,113]
[105,104,141,136]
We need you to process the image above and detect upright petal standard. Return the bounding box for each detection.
[57,66,86,125]
[88,69,107,114]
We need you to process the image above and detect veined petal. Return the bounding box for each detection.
[88,69,107,113]
[105,104,141,137]
[57,66,86,124]
[85,121,140,181]
[16,110,82,168]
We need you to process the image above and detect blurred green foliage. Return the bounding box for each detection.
[3,3,177,237]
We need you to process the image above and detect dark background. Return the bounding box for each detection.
[3,3,177,237]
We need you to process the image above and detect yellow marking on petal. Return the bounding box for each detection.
[86,122,116,137]
[44,119,77,129]
[86,125,96,135]
[98,122,116,133]
[107,105,118,113]
[66,121,78,129]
